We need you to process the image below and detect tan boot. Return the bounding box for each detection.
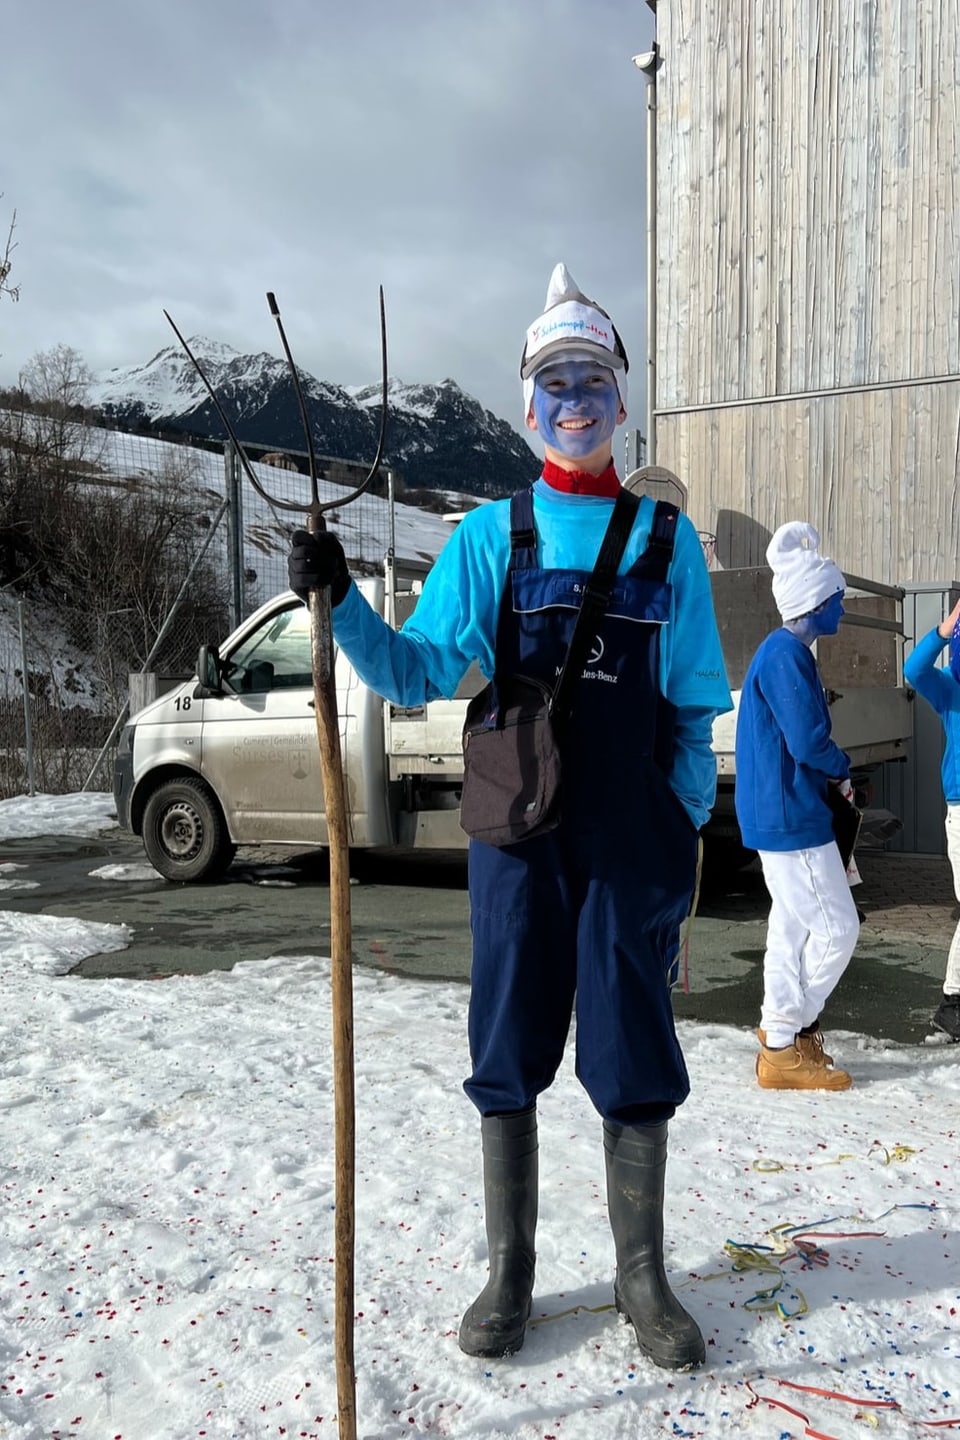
[796,1026,834,1067]
[758,1026,834,1067]
[756,1038,852,1091]
[759,1024,836,1069]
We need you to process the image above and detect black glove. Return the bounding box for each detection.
[287,529,351,606]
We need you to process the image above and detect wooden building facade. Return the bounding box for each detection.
[649,0,960,586]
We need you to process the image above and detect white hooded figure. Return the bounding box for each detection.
[734,518,859,1092]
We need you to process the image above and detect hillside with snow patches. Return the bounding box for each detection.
[0,416,466,714]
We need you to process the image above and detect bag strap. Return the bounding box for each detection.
[551,488,641,723]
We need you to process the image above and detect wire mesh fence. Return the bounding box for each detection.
[0,412,416,799]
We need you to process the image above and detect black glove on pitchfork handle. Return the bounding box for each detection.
[288,529,351,606]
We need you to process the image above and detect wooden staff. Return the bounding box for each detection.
[164,292,388,1440]
[306,528,358,1438]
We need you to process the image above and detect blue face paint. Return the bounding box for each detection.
[532,361,621,460]
[809,591,844,637]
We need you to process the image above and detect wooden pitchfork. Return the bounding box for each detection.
[165,293,388,1440]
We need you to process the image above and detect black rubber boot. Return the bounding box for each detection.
[603,1119,705,1370]
[459,1107,538,1358]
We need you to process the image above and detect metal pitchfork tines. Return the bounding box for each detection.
[162,292,387,679]
[164,291,388,1440]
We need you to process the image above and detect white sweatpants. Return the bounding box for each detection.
[943,805,960,994]
[757,843,861,1049]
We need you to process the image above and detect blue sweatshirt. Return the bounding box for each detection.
[330,480,733,830]
[734,627,850,851]
[903,626,960,802]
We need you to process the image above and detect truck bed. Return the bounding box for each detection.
[708,565,911,775]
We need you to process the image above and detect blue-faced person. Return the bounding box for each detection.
[767,521,846,638]
[811,590,845,637]
[520,264,629,471]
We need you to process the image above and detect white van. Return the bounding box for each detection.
[114,564,479,882]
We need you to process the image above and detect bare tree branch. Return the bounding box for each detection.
[1,199,19,303]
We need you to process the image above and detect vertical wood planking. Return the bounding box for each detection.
[655,0,960,585]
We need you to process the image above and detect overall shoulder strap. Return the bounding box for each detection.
[639,500,679,580]
[508,488,537,570]
[491,490,536,678]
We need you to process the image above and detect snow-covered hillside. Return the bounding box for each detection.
[0,416,467,724]
[82,421,461,592]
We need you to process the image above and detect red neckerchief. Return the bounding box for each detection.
[541,458,621,497]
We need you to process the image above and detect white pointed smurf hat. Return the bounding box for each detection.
[520,262,629,419]
[766,521,845,621]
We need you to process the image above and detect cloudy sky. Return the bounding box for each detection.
[1,0,655,436]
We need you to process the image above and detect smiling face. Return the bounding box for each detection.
[526,359,625,471]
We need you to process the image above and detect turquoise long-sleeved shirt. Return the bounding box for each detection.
[330,479,733,830]
[904,626,960,802]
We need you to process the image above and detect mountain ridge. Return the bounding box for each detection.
[89,339,538,498]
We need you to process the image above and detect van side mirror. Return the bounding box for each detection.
[195,643,223,697]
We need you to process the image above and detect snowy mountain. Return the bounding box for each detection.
[88,340,538,498]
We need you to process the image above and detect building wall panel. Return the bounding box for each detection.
[660,383,960,583]
[655,0,960,406]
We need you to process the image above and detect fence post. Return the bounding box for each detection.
[17,599,36,797]
[129,672,159,713]
[225,441,244,629]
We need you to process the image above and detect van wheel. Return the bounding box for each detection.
[142,778,236,883]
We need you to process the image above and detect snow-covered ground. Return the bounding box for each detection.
[0,792,958,1439]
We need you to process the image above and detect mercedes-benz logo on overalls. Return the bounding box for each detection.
[588,635,604,665]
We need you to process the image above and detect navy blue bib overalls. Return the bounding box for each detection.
[465,490,697,1125]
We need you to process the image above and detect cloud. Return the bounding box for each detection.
[0,0,653,436]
